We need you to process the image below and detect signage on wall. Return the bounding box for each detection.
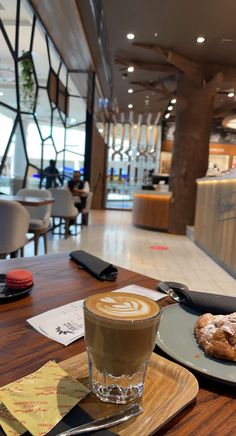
[218,191,236,221]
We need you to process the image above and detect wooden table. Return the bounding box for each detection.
[0,253,235,435]
[2,195,55,206]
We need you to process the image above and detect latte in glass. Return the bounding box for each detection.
[84,291,160,404]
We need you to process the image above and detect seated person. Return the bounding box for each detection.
[68,170,90,213]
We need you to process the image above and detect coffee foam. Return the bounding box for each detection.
[85,292,159,320]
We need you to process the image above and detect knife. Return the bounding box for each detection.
[56,403,143,435]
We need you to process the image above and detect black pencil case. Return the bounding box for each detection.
[69,250,118,281]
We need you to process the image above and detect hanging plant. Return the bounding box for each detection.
[20,51,35,109]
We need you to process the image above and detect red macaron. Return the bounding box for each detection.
[6,269,33,290]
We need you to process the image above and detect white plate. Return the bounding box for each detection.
[156,304,236,385]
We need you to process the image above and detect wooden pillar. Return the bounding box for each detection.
[168,72,221,234]
[120,43,225,235]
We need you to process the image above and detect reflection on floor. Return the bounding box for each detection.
[23,210,236,297]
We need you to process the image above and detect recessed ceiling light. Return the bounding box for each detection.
[128,104,133,109]
[127,33,135,40]
[171,98,176,104]
[154,33,158,37]
[167,105,173,111]
[127,66,134,73]
[0,91,4,97]
[226,119,236,129]
[222,114,236,129]
[128,88,133,93]
[196,36,205,44]
[165,113,170,119]
[228,92,234,98]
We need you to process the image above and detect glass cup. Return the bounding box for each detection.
[83,291,160,404]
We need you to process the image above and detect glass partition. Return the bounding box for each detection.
[0,0,90,193]
[105,121,161,209]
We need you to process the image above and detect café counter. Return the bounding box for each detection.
[132,190,172,231]
[194,175,236,278]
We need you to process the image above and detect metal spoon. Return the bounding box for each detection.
[165,287,182,302]
[56,403,143,435]
[157,281,185,302]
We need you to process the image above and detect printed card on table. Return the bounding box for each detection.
[114,284,165,301]
[39,309,84,346]
[27,299,85,346]
[27,284,163,345]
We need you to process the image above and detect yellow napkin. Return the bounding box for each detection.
[0,360,89,436]
[0,402,26,435]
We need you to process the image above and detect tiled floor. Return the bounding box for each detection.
[23,210,236,296]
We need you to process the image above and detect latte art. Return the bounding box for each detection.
[97,295,150,318]
[85,291,159,320]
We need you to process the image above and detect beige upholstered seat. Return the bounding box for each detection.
[49,188,78,238]
[0,199,30,259]
[81,191,93,226]
[17,188,52,255]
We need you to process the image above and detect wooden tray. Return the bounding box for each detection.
[59,352,199,435]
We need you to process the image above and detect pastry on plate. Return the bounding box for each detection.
[194,312,236,362]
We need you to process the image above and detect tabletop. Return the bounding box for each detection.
[0,252,235,435]
[2,195,55,206]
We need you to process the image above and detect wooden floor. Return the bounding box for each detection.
[22,210,236,296]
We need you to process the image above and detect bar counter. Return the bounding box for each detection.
[195,175,236,278]
[132,190,172,231]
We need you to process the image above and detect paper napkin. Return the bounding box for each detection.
[0,361,89,436]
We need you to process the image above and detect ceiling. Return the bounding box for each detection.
[3,0,236,128]
[77,0,236,125]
